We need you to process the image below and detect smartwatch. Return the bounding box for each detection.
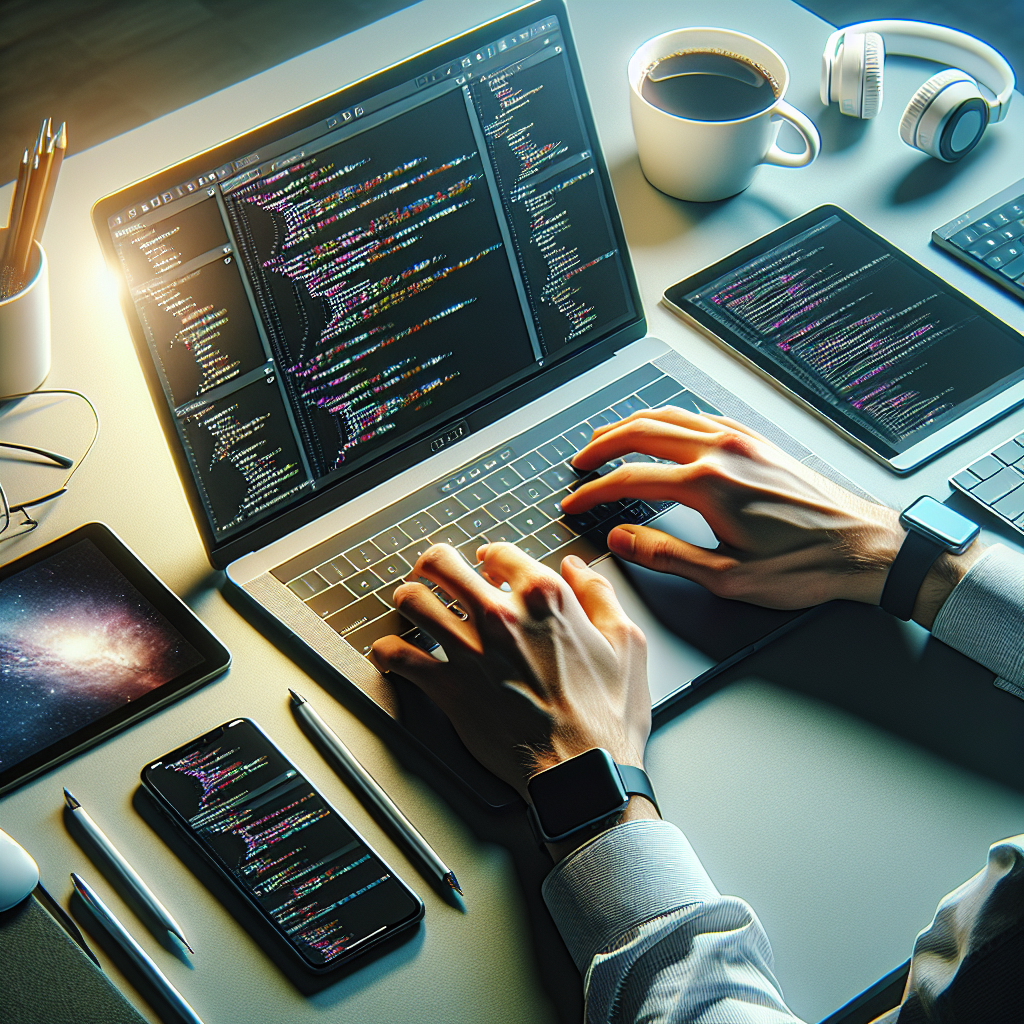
[526,748,660,846]
[879,496,979,621]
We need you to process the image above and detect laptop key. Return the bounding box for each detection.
[345,539,386,568]
[484,465,523,493]
[534,521,576,550]
[345,610,413,657]
[971,466,1023,505]
[512,478,553,505]
[287,575,322,600]
[484,493,527,520]
[515,535,550,559]
[399,538,432,565]
[536,488,572,520]
[316,556,355,585]
[968,454,1003,480]
[612,395,649,418]
[511,451,550,478]
[427,496,470,522]
[456,508,499,535]
[587,409,619,429]
[1000,252,1024,280]
[539,532,607,571]
[324,594,388,634]
[457,481,497,510]
[483,522,523,544]
[399,511,441,538]
[540,463,576,490]
[993,440,1024,465]
[538,437,576,462]
[950,227,980,248]
[992,485,1024,521]
[950,468,981,490]
[429,523,471,547]
[637,376,685,407]
[372,526,412,553]
[562,423,594,450]
[509,507,551,535]
[346,568,387,597]
[374,552,412,583]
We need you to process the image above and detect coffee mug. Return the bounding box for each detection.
[628,28,820,202]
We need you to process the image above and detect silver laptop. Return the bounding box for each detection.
[93,0,870,805]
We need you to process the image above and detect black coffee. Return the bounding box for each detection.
[641,49,778,121]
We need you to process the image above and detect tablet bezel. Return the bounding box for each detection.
[0,523,231,796]
[663,205,1024,474]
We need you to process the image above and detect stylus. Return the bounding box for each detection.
[63,788,194,954]
[289,689,463,897]
[71,874,204,1024]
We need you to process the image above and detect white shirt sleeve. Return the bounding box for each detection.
[931,543,1024,699]
[541,819,804,1024]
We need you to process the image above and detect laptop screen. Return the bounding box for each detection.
[98,5,637,549]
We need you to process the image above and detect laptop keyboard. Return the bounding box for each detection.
[932,177,1024,301]
[270,364,718,661]
[950,428,1024,535]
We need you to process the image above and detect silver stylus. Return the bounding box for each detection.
[71,874,204,1024]
[63,788,194,953]
[289,689,462,896]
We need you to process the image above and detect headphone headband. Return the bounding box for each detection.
[824,21,1014,121]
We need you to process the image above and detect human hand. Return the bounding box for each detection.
[369,543,652,803]
[560,406,908,610]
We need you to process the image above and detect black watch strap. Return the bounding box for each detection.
[879,529,945,621]
[616,764,660,813]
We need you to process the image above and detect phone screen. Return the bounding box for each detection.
[141,718,422,969]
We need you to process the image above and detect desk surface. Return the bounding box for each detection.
[2,2,1023,1022]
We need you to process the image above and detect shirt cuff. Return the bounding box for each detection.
[932,543,1024,690]
[541,819,719,973]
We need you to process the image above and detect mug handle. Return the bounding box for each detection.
[762,100,821,168]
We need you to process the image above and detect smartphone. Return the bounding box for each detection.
[140,718,423,972]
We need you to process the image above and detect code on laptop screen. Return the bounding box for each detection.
[105,14,634,540]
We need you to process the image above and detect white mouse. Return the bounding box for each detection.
[0,827,39,911]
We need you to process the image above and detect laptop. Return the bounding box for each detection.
[92,0,873,806]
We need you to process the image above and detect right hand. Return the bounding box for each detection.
[560,407,907,610]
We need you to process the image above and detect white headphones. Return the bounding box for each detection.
[820,20,1015,162]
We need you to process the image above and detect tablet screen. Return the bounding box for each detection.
[0,525,229,794]
[665,207,1024,461]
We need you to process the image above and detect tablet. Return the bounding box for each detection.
[0,523,230,795]
[664,205,1024,473]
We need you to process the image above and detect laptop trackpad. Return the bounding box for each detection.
[592,504,806,708]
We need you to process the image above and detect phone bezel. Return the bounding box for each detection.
[139,717,424,974]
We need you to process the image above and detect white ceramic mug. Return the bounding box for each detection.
[628,28,821,202]
[0,230,50,397]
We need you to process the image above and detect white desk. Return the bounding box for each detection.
[2,2,1023,1022]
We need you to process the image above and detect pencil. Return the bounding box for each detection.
[0,148,29,276]
[34,122,66,245]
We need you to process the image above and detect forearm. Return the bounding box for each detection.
[543,820,803,1024]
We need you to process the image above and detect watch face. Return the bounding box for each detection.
[901,496,979,553]
[528,748,628,839]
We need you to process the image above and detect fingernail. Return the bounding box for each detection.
[607,526,635,557]
[475,543,489,561]
[564,554,586,569]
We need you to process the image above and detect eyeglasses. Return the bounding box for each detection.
[0,389,99,541]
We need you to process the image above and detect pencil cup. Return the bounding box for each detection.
[0,228,50,397]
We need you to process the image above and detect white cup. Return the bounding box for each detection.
[0,229,50,397]
[628,28,821,202]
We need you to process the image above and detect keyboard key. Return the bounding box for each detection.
[509,507,551,535]
[345,610,413,657]
[539,532,607,571]
[990,211,1012,226]
[971,466,1024,504]
[993,485,1024,521]
[609,501,658,527]
[985,240,1024,268]
[483,522,523,544]
[399,511,441,537]
[637,376,685,407]
[429,523,471,547]
[307,583,359,619]
[315,556,355,585]
[457,536,486,563]
[968,454,1003,480]
[513,478,553,505]
[374,552,412,583]
[484,465,523,493]
[996,201,1024,220]
[950,227,981,248]
[538,437,576,462]
[515,535,550,559]
[968,236,1001,257]
[427,496,470,522]
[511,451,550,478]
[561,423,595,449]
[993,440,1024,465]
[399,538,432,564]
[992,227,1017,243]
[344,539,386,568]
[457,481,497,510]
[587,409,620,428]
[563,509,599,532]
[536,488,572,520]
[950,468,981,490]
[534,521,576,550]
[287,575,322,600]
[372,525,411,553]
[456,508,499,535]
[1000,252,1024,280]
[484,493,527,520]
[346,568,386,597]
[612,395,649,418]
[540,463,577,490]
[324,594,388,634]
[973,218,997,235]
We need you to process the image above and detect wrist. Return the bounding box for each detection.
[543,794,660,863]
[911,541,985,629]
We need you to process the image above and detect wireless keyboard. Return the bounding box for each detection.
[932,177,1024,301]
[950,429,1024,534]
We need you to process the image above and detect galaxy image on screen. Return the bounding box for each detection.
[0,539,204,772]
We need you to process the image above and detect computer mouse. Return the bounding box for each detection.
[0,827,39,911]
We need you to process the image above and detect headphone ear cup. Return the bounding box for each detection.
[835,30,884,117]
[859,32,884,118]
[899,69,988,160]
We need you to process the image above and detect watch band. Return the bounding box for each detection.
[615,764,660,814]
[879,528,946,620]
